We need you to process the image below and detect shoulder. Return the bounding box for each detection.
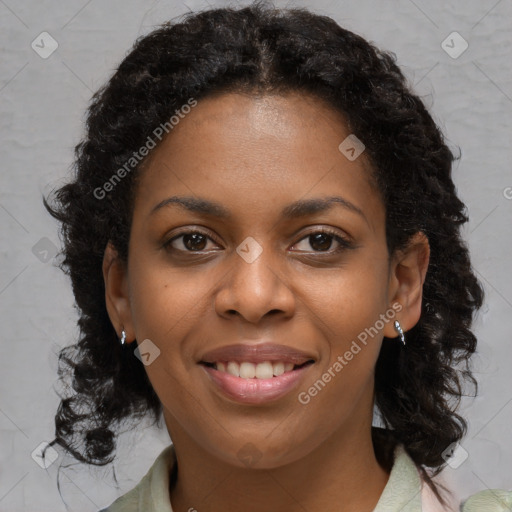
[98,444,176,512]
[372,431,511,512]
[417,456,512,512]
[460,489,512,511]
[418,459,512,511]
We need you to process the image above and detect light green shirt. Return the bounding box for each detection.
[99,443,511,511]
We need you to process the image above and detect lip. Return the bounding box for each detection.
[200,362,314,404]
[199,343,316,365]
[198,343,316,405]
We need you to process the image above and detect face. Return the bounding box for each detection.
[104,91,424,469]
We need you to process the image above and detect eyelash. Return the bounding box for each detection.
[162,227,353,255]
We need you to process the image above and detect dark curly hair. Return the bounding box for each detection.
[43,0,484,504]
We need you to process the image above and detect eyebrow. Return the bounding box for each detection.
[150,195,368,225]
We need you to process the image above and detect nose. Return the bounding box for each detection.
[214,242,296,325]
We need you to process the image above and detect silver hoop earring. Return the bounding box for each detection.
[120,330,126,345]
[394,321,406,346]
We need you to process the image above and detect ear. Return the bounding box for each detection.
[383,231,430,339]
[102,241,135,344]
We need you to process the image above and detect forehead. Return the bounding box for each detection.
[133,91,384,232]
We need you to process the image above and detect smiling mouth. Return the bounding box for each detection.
[200,360,315,379]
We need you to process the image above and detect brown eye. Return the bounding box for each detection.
[182,233,208,251]
[163,228,352,256]
[308,233,334,251]
[291,229,352,254]
[163,230,219,252]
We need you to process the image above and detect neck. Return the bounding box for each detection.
[166,419,391,512]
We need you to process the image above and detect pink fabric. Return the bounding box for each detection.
[420,476,459,511]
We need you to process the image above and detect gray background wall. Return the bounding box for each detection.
[1,0,511,510]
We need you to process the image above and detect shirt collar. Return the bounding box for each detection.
[106,442,422,511]
[373,443,423,511]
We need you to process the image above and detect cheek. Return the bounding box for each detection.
[128,254,212,346]
[304,256,389,344]
[126,257,212,423]
[296,254,389,398]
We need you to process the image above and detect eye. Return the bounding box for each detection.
[291,229,352,254]
[163,228,352,255]
[163,230,220,252]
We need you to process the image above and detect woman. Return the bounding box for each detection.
[43,2,511,511]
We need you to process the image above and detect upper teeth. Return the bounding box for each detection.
[215,361,295,378]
